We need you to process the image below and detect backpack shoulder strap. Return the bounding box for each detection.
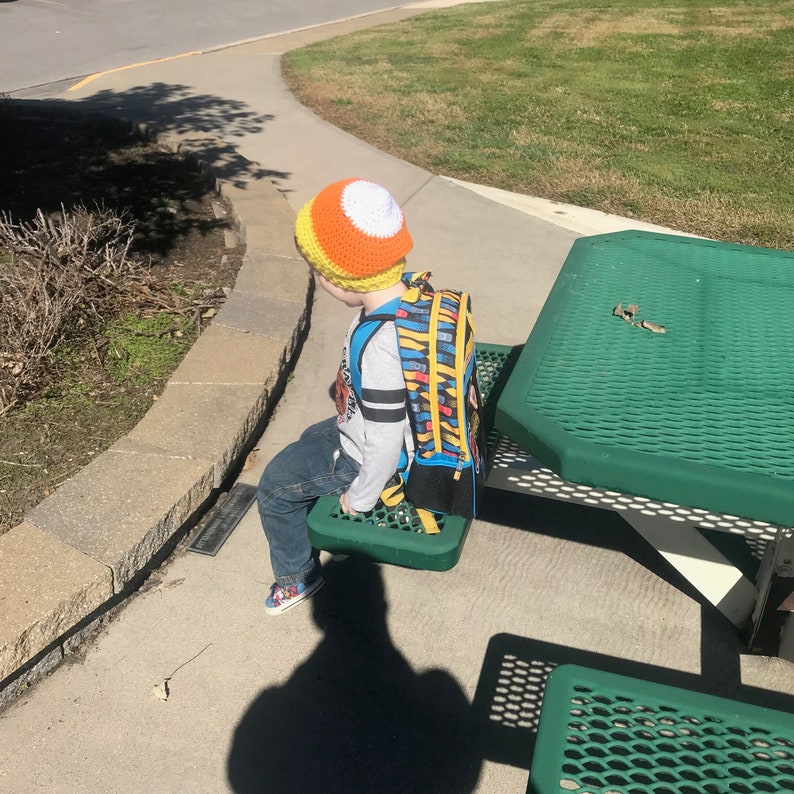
[348,297,401,399]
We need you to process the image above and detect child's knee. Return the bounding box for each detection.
[257,459,286,506]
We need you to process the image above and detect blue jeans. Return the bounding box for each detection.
[257,417,359,586]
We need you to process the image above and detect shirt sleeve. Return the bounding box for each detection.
[346,323,408,512]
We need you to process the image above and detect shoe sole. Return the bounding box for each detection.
[264,577,324,615]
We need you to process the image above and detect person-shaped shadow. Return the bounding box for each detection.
[227,557,482,793]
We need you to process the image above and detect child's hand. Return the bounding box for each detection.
[339,492,359,516]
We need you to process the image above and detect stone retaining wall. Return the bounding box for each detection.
[0,129,309,705]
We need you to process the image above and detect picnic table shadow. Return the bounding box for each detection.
[227,557,483,793]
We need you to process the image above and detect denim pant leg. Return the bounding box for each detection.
[257,417,359,586]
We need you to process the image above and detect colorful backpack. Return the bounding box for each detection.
[349,271,486,526]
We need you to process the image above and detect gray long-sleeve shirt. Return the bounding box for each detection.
[336,310,414,512]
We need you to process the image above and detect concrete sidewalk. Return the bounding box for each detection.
[1,4,793,793]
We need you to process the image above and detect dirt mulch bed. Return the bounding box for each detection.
[0,101,245,534]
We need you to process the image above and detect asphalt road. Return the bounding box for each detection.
[0,0,404,93]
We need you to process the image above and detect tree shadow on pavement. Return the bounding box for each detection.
[4,82,290,262]
[13,82,287,190]
[226,557,483,793]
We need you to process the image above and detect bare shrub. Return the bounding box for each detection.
[0,205,136,414]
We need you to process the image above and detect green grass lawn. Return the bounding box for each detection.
[284,0,794,249]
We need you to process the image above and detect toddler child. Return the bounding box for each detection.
[257,178,415,614]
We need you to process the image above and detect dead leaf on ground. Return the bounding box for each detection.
[152,681,170,702]
[243,447,259,471]
[151,643,213,702]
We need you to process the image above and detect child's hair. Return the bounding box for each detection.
[294,178,413,293]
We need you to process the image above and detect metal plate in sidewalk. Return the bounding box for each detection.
[188,483,257,556]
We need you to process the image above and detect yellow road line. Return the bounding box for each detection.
[68,50,201,91]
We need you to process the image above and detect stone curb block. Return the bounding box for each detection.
[0,127,308,697]
[0,523,114,684]
[27,448,218,594]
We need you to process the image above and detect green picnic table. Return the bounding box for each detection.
[490,233,794,788]
[496,230,794,529]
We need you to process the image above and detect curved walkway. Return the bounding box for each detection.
[1,5,792,792]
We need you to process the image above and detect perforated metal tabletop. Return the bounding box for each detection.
[496,231,794,528]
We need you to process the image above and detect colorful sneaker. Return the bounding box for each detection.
[264,577,324,615]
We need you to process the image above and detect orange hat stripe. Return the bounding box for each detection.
[293,178,412,292]
[310,179,412,278]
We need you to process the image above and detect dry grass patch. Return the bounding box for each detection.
[531,4,794,43]
[701,4,794,36]
[530,11,680,46]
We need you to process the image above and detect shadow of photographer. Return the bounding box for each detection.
[227,557,483,793]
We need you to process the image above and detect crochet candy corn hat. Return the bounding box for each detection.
[294,178,413,292]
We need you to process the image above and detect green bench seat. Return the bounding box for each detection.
[306,343,518,571]
[528,664,794,794]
